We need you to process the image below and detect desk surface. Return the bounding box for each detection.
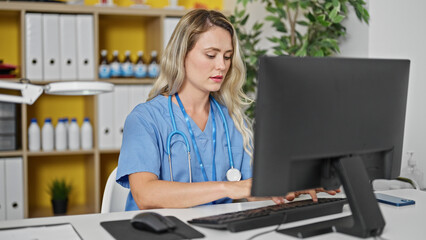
[1,189,425,240]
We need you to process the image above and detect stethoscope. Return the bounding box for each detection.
[166,93,241,183]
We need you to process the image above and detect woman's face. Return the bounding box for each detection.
[182,26,233,95]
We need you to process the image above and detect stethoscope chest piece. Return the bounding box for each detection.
[226,168,241,182]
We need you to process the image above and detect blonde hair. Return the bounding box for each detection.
[148,9,254,158]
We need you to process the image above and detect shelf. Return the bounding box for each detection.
[29,204,95,218]
[0,2,189,16]
[99,149,120,154]
[27,149,95,157]
[103,78,155,85]
[0,150,23,157]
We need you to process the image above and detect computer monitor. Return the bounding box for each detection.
[251,56,410,238]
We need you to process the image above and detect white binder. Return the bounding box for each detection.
[42,14,61,81]
[25,13,43,80]
[163,17,180,49]
[76,15,95,80]
[59,14,78,81]
[113,86,129,149]
[0,159,6,221]
[98,91,115,149]
[129,85,145,112]
[5,157,24,220]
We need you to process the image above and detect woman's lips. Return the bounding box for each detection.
[210,75,223,83]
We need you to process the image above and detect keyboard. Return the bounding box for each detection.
[188,198,347,232]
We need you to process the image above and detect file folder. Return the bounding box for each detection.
[163,17,180,49]
[25,13,43,80]
[59,14,78,81]
[98,91,115,149]
[42,14,61,81]
[113,86,129,148]
[5,157,24,220]
[0,160,6,221]
[76,15,95,80]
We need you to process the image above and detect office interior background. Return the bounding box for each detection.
[0,0,425,221]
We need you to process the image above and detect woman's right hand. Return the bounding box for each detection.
[224,178,252,200]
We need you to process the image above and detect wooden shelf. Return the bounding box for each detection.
[0,150,23,157]
[99,149,120,154]
[27,149,95,157]
[29,204,95,218]
[0,2,189,16]
[103,78,155,85]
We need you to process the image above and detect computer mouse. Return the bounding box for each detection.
[130,212,177,233]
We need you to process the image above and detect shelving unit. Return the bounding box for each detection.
[0,1,190,218]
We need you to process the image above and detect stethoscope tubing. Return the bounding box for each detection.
[166,94,234,182]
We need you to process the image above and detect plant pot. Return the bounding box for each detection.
[51,198,68,215]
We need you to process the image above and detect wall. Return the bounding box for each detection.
[368,0,426,180]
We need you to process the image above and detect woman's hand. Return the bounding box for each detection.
[224,179,252,200]
[267,188,341,204]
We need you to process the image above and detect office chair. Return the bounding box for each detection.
[101,167,130,213]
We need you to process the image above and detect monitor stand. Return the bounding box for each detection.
[278,156,385,238]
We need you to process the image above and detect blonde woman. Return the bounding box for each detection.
[116,9,337,210]
[116,9,255,210]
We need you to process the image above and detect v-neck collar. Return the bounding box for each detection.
[157,95,212,137]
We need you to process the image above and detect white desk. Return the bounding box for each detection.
[0,189,425,240]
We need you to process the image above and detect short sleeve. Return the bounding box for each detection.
[240,147,252,180]
[116,110,162,188]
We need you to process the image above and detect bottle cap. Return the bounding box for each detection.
[31,118,37,123]
[84,117,90,122]
[45,118,52,123]
[113,50,118,56]
[137,50,143,56]
[151,50,157,57]
[71,118,77,122]
[101,49,107,55]
[125,50,131,56]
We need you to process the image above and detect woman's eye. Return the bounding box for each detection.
[207,54,215,59]
[224,56,232,60]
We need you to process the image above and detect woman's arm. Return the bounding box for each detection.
[129,171,252,209]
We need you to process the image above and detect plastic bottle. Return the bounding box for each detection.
[68,118,80,150]
[401,152,425,190]
[121,50,134,77]
[99,49,111,79]
[41,118,54,151]
[134,50,147,78]
[148,50,159,78]
[63,117,69,149]
[81,117,93,150]
[110,50,121,78]
[55,118,67,151]
[28,118,41,151]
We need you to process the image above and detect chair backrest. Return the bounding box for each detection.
[101,167,130,213]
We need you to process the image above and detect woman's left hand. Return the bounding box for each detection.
[271,188,341,204]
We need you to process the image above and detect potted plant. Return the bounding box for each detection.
[230,0,370,118]
[47,178,72,215]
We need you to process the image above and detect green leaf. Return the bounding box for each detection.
[265,15,280,22]
[266,6,277,14]
[297,21,309,26]
[313,49,324,57]
[289,1,299,9]
[307,12,316,22]
[332,15,345,23]
[253,22,263,31]
[241,14,249,25]
[329,8,338,21]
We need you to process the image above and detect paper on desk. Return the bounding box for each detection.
[0,223,81,240]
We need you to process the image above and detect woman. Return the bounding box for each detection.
[116,9,336,210]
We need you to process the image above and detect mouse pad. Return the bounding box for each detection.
[100,216,205,240]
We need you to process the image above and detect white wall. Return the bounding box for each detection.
[368,0,426,179]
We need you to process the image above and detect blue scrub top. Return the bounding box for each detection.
[116,95,252,211]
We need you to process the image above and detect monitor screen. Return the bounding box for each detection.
[251,56,410,237]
